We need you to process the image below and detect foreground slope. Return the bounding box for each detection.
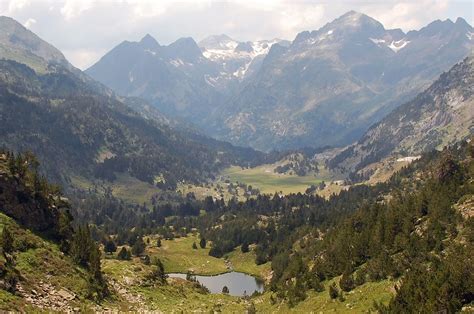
[330,55,473,175]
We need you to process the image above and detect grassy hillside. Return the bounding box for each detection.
[0,213,98,311]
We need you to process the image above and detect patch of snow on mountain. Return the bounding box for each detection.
[145,49,156,56]
[170,59,184,67]
[202,39,279,62]
[370,38,386,44]
[202,48,240,61]
[233,61,252,78]
[327,30,334,35]
[396,156,421,162]
[388,39,410,52]
[467,32,473,40]
[204,74,218,87]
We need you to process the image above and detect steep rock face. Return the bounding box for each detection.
[330,55,474,172]
[215,12,473,150]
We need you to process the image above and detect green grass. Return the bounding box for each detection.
[145,234,230,275]
[255,279,395,313]
[226,246,271,280]
[221,165,324,194]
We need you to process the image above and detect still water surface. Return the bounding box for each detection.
[168,271,264,297]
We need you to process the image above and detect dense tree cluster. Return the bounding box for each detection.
[267,142,474,309]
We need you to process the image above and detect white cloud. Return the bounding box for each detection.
[62,48,106,69]
[361,0,453,30]
[23,17,35,28]
[0,0,471,69]
[60,0,95,20]
[0,0,30,15]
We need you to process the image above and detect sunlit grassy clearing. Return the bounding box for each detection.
[221,165,324,194]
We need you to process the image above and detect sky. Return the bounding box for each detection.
[0,0,472,69]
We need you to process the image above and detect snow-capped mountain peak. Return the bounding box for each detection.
[198,35,288,80]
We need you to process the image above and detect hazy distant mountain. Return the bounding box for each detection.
[329,55,473,173]
[215,11,473,150]
[87,11,472,151]
[85,34,226,120]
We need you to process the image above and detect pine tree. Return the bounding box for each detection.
[329,282,339,299]
[155,258,167,283]
[1,227,14,254]
[70,225,94,267]
[199,237,206,249]
[104,239,117,254]
[118,247,131,260]
[146,258,167,285]
[339,270,355,292]
[241,242,249,253]
[132,237,145,256]
[222,286,229,294]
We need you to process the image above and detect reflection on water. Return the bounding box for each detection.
[168,271,264,297]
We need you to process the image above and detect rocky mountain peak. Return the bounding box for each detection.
[166,37,203,62]
[335,10,383,28]
[139,33,160,50]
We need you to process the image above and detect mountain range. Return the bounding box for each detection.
[87,11,473,151]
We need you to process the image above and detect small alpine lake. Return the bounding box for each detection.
[168,271,264,297]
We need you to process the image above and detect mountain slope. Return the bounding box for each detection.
[329,55,473,173]
[214,11,473,150]
[0,17,264,189]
